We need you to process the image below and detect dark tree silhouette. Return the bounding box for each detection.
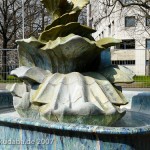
[0,0,50,80]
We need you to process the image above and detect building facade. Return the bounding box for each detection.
[87,0,150,75]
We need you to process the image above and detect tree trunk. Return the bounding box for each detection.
[1,41,7,80]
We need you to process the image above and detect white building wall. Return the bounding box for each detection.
[88,0,150,75]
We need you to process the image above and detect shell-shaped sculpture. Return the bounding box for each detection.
[45,11,80,30]
[40,0,73,20]
[13,32,131,126]
[7,0,135,126]
[99,65,135,83]
[39,22,96,42]
[17,34,121,74]
[11,66,50,84]
[17,34,98,73]
[7,69,128,125]
[40,0,89,20]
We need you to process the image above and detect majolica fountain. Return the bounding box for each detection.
[0,0,150,149]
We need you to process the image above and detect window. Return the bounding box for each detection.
[125,16,136,27]
[108,24,111,35]
[101,31,104,38]
[120,0,135,4]
[124,0,134,4]
[116,39,135,49]
[112,60,135,65]
[146,17,150,26]
[93,24,96,30]
[146,39,150,49]
[112,21,114,35]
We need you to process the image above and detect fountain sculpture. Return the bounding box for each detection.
[7,0,135,126]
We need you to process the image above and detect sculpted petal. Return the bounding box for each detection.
[45,11,79,30]
[11,66,50,84]
[40,0,89,20]
[99,65,135,83]
[39,22,96,42]
[96,37,121,49]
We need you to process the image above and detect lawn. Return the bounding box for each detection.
[0,75,21,83]
[134,76,150,82]
[118,76,150,88]
[0,75,150,88]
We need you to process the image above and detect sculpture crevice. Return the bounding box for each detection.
[7,0,135,126]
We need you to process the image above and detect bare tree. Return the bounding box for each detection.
[24,1,50,38]
[78,7,87,25]
[0,0,49,80]
[88,0,150,49]
[0,0,21,79]
[90,0,150,23]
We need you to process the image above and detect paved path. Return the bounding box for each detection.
[0,83,7,90]
[124,88,150,91]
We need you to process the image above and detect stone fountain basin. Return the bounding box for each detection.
[0,90,150,150]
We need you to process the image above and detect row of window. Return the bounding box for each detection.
[125,16,150,27]
[112,60,149,66]
[116,39,135,49]
[116,39,150,49]
[97,16,149,37]
[112,60,135,65]
[99,16,150,38]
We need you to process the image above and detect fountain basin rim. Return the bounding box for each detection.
[0,90,149,135]
[0,90,11,93]
[0,113,150,135]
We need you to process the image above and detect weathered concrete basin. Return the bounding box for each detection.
[0,90,149,150]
